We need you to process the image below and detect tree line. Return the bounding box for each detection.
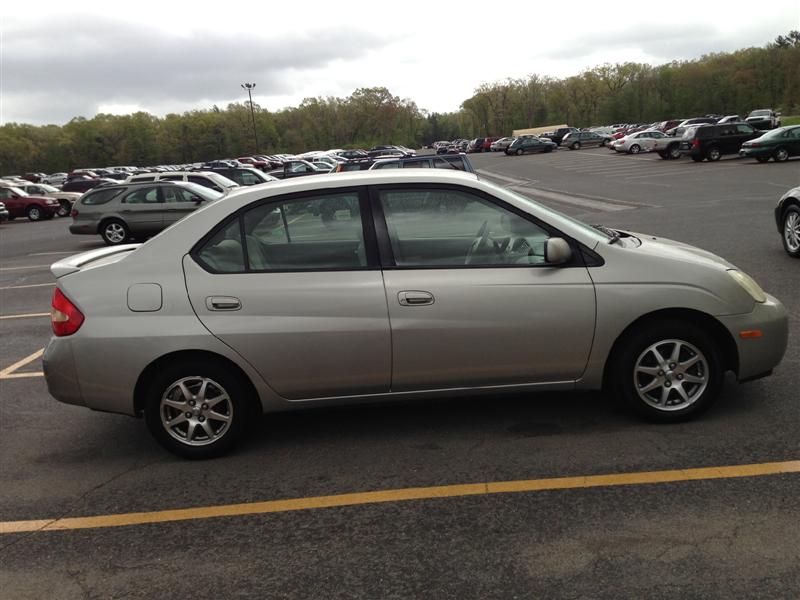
[1,31,798,174]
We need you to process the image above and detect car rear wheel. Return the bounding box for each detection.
[100,219,130,245]
[515,148,523,156]
[782,205,800,257]
[628,144,641,154]
[570,142,580,150]
[26,206,43,221]
[144,360,252,459]
[774,147,789,162]
[707,147,721,161]
[611,320,723,422]
[668,145,681,160]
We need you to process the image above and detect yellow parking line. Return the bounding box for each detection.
[0,283,54,290]
[0,312,50,320]
[0,265,50,272]
[1,460,797,534]
[0,348,45,379]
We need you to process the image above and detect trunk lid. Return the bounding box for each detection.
[50,244,140,278]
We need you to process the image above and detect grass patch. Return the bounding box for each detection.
[781,115,800,126]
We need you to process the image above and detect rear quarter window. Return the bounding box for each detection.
[81,188,124,205]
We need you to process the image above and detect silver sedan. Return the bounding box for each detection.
[43,171,789,458]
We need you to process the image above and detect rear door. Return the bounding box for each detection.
[373,184,596,391]
[183,187,391,399]
[118,186,163,234]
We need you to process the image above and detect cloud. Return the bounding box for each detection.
[2,15,394,123]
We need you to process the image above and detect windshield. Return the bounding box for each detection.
[6,186,28,196]
[207,173,238,188]
[749,110,770,117]
[36,184,59,193]
[178,181,224,200]
[481,180,610,244]
[761,126,790,138]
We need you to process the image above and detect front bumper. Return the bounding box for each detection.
[43,336,86,407]
[717,294,789,381]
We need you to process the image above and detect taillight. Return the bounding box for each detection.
[51,288,85,336]
[749,143,760,148]
[70,208,78,217]
[691,139,701,148]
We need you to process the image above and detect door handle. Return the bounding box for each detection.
[206,296,241,311]
[398,291,434,306]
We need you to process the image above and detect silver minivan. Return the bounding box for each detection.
[45,170,788,458]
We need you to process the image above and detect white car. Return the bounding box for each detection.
[125,171,238,193]
[613,130,669,154]
[43,173,68,186]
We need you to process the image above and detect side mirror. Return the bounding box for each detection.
[544,238,573,265]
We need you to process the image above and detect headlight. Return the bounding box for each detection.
[728,270,767,303]
[46,199,58,204]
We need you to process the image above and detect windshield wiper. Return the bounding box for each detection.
[592,224,622,245]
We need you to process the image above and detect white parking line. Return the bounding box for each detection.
[0,283,54,290]
[508,186,630,212]
[0,348,45,380]
[0,265,50,272]
[0,312,50,320]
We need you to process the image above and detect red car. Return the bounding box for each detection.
[237,156,269,170]
[482,137,500,151]
[0,185,61,221]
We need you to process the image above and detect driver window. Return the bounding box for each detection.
[378,188,550,267]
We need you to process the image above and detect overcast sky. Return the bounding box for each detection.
[3,1,799,125]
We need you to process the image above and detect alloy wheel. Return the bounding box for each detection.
[160,376,233,446]
[104,223,126,244]
[633,339,709,412]
[785,212,800,253]
[28,207,41,221]
[775,148,789,162]
[630,144,640,154]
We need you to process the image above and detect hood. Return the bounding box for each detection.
[626,231,735,270]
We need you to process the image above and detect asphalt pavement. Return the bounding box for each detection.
[1,148,798,599]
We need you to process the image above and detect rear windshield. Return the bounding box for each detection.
[82,187,124,205]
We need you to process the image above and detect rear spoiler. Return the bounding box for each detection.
[50,244,140,278]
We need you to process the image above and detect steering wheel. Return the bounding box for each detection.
[464,220,491,265]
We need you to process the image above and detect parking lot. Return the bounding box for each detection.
[1,148,798,598]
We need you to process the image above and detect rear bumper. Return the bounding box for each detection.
[739,147,772,158]
[43,337,86,408]
[717,294,789,381]
[69,222,97,235]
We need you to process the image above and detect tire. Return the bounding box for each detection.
[600,139,607,147]
[706,146,721,161]
[755,156,770,163]
[611,320,724,422]
[658,152,669,160]
[570,142,580,150]
[691,155,704,162]
[628,144,641,154]
[515,148,523,156]
[144,359,253,459]
[668,144,681,160]
[26,205,43,221]
[774,147,789,162]
[781,205,800,258]
[100,219,130,245]
[57,200,71,217]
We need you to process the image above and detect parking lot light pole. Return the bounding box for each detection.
[241,83,259,154]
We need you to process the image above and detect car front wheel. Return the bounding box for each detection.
[516,148,523,156]
[628,144,641,154]
[570,142,580,150]
[782,205,800,257]
[611,320,723,422]
[774,147,789,162]
[144,360,252,459]
[707,147,721,161]
[57,200,71,217]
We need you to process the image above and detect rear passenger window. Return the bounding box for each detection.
[123,187,160,204]
[197,220,246,273]
[188,176,215,189]
[402,160,430,168]
[435,157,465,171]
[240,192,367,271]
[161,175,183,181]
[132,176,155,182]
[81,188,123,205]
[736,124,755,134]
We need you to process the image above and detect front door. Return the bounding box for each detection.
[373,185,596,392]
[161,184,204,227]
[183,188,391,399]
